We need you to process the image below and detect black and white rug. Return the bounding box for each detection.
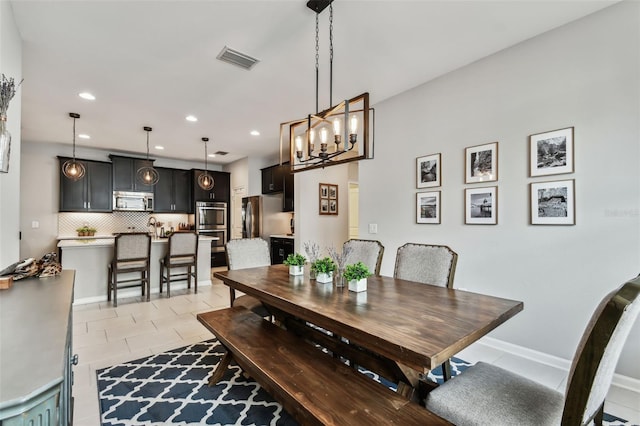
[97,339,631,426]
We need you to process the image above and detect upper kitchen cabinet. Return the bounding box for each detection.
[262,162,294,211]
[192,170,230,203]
[154,167,192,213]
[109,155,155,193]
[261,164,284,194]
[59,157,112,212]
[282,164,294,212]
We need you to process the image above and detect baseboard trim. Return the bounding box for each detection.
[479,336,640,394]
[73,280,212,306]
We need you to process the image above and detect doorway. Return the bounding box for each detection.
[348,182,359,239]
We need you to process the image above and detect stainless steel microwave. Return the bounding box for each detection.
[113,191,154,211]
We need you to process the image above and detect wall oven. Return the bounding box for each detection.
[195,202,228,267]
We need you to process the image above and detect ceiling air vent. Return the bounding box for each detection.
[214,151,228,156]
[216,46,259,70]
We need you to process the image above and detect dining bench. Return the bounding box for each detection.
[197,306,451,426]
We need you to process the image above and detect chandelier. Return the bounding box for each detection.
[281,0,374,173]
[137,126,159,186]
[198,137,214,190]
[62,112,86,181]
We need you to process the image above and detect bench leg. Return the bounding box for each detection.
[209,350,234,386]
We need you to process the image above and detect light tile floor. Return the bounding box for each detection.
[73,272,640,426]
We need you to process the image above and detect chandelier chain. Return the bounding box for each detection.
[72,116,77,159]
[146,131,150,160]
[315,12,320,113]
[329,4,333,107]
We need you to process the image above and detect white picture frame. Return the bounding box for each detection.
[530,179,575,225]
[416,153,441,188]
[465,186,498,225]
[465,142,498,184]
[529,127,574,177]
[416,191,441,224]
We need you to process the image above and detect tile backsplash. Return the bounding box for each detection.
[58,212,192,237]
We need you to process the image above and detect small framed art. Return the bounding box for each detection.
[530,179,575,225]
[416,191,441,224]
[529,127,574,177]
[416,153,441,188]
[465,186,497,225]
[319,183,338,215]
[465,142,498,183]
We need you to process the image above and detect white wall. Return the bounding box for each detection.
[0,1,22,268]
[19,141,221,258]
[358,2,639,379]
[295,163,350,256]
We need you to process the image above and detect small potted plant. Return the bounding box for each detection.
[343,261,372,292]
[284,253,306,276]
[311,257,336,284]
[87,227,96,236]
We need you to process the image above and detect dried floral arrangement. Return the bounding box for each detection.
[0,74,23,115]
[304,241,321,264]
[328,244,352,273]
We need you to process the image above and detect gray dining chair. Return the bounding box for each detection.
[343,239,384,275]
[225,238,271,317]
[425,276,640,426]
[394,242,458,380]
[107,232,151,307]
[159,231,198,298]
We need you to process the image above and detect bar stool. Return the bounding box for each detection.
[159,232,198,298]
[107,232,151,307]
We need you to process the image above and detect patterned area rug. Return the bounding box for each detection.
[97,339,631,426]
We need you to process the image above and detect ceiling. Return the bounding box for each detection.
[10,0,617,165]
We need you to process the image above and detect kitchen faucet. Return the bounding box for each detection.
[147,216,157,236]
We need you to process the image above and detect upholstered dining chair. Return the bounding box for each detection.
[159,232,198,298]
[394,243,458,380]
[343,239,385,275]
[425,276,640,426]
[225,238,271,317]
[394,243,458,288]
[107,232,151,307]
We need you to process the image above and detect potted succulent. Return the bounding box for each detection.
[76,226,97,237]
[284,253,306,276]
[311,257,336,284]
[343,261,372,293]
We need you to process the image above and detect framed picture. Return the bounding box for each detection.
[465,142,498,183]
[416,153,441,188]
[529,127,574,177]
[319,183,338,215]
[465,186,497,225]
[530,179,575,225]
[416,191,441,224]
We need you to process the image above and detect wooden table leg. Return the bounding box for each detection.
[209,350,234,386]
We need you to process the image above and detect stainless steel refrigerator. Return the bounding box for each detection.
[241,196,262,238]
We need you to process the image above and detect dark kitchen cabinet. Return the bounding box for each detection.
[110,155,155,193]
[192,170,230,203]
[262,162,294,212]
[282,163,294,212]
[270,237,294,265]
[59,157,112,212]
[153,167,192,213]
[261,164,284,194]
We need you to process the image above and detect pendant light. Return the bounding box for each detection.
[198,137,214,190]
[62,112,86,181]
[136,126,159,186]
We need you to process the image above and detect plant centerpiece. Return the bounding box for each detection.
[76,225,97,237]
[283,253,306,276]
[304,241,321,279]
[328,245,352,287]
[343,261,372,292]
[311,257,336,284]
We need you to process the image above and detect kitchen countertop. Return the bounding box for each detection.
[270,234,295,239]
[57,235,216,248]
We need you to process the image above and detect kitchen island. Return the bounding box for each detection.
[58,235,215,304]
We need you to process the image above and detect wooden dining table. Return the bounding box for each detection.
[214,264,523,397]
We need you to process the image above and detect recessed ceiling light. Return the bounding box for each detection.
[186,115,198,122]
[250,130,260,136]
[78,92,95,100]
[154,145,164,150]
[208,153,216,158]
[78,134,90,139]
